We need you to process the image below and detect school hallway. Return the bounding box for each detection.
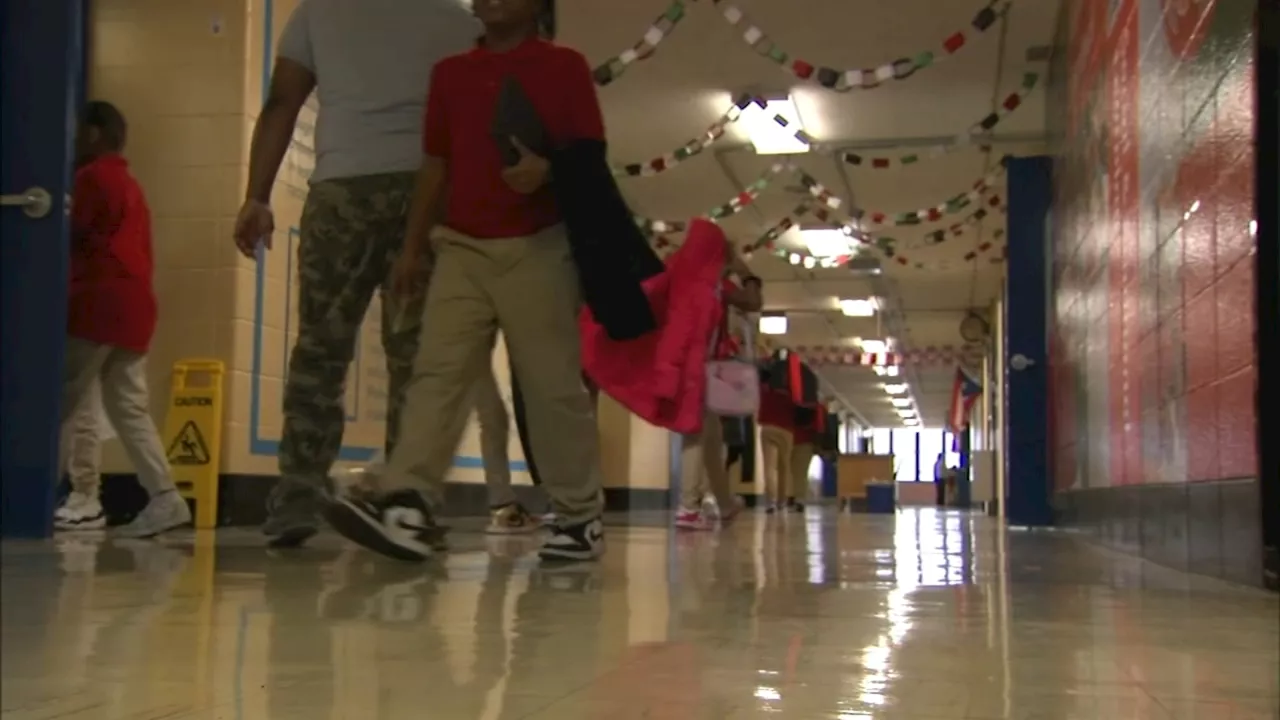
[2,507,1276,720]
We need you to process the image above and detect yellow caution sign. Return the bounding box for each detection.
[161,360,225,529]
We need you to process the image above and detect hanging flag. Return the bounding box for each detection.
[945,366,983,438]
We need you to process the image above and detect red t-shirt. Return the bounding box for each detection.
[68,154,157,353]
[422,38,605,239]
[757,387,794,429]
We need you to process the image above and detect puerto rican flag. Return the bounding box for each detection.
[945,366,983,437]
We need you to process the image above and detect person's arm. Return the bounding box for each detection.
[404,65,452,259]
[244,6,316,203]
[245,59,316,203]
[726,279,762,312]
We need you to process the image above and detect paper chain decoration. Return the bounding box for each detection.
[795,160,1008,228]
[739,195,1007,271]
[794,345,985,367]
[612,95,762,178]
[614,71,1036,178]
[838,73,1040,168]
[633,160,795,232]
[711,0,1009,92]
[591,0,690,86]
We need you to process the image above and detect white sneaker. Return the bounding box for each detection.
[55,491,106,531]
[113,491,191,538]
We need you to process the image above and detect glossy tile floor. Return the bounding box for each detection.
[2,508,1277,719]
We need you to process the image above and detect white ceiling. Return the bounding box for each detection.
[556,0,1062,427]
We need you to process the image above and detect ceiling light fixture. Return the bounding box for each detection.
[839,298,879,317]
[904,417,920,426]
[890,398,912,408]
[738,95,810,155]
[759,312,788,335]
[856,338,892,354]
[799,228,856,258]
[883,383,908,394]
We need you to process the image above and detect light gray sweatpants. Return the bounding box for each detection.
[61,338,176,497]
[59,379,103,495]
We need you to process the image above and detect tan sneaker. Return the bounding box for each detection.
[486,503,541,535]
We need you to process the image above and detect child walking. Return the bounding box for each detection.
[325,0,608,562]
[63,101,190,537]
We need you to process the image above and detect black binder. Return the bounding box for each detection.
[490,76,551,167]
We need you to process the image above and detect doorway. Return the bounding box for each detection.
[1257,0,1279,591]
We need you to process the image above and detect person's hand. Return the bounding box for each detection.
[390,246,429,299]
[233,199,274,259]
[500,137,550,195]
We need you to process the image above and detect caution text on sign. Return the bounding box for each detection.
[161,360,226,528]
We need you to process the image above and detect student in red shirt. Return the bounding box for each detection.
[757,385,796,514]
[60,101,189,538]
[325,0,608,562]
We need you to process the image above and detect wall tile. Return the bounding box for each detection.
[1214,256,1254,377]
[1216,365,1257,479]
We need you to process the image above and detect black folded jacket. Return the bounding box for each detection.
[549,139,663,341]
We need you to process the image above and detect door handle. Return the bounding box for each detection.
[1010,353,1035,371]
[1,187,53,219]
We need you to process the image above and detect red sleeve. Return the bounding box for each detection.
[71,166,121,247]
[422,63,451,158]
[558,49,605,142]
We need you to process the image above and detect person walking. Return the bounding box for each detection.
[324,0,609,562]
[64,101,190,538]
[232,0,479,547]
[675,255,761,530]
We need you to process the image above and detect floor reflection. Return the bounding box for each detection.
[1,507,1276,719]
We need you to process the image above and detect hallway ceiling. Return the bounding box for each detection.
[557,0,1061,427]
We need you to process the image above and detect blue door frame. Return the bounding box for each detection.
[0,0,86,538]
[1003,156,1054,527]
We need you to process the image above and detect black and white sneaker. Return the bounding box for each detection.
[538,517,604,562]
[323,489,442,562]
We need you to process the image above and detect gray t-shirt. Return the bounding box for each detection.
[276,0,480,183]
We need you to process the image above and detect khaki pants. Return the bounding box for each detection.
[59,378,103,495]
[678,411,733,510]
[472,364,516,507]
[789,442,815,501]
[60,338,174,497]
[383,225,603,524]
[759,424,793,506]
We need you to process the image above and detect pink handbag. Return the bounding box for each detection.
[705,301,759,417]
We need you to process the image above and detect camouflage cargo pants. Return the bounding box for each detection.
[269,172,428,524]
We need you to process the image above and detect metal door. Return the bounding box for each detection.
[0,0,85,537]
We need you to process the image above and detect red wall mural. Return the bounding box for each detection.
[1050,0,1257,490]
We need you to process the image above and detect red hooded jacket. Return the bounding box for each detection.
[579,219,727,434]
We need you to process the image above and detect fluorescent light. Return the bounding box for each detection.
[883,383,908,394]
[904,418,919,426]
[873,365,901,377]
[759,313,788,335]
[739,96,809,155]
[890,398,912,408]
[898,410,916,419]
[800,228,855,258]
[857,338,889,354]
[839,298,879,317]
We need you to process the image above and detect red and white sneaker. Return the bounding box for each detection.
[675,507,714,530]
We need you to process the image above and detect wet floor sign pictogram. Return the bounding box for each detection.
[161,359,226,529]
[167,420,211,466]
